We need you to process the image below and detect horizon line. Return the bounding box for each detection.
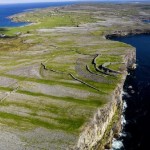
[0,0,149,4]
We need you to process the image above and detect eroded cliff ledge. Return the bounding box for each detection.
[74,48,136,150]
[106,29,150,39]
[0,3,149,150]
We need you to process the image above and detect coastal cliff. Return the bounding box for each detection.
[74,48,136,150]
[106,29,150,39]
[0,3,149,150]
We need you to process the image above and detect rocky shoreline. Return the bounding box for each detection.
[74,44,136,150]
[105,29,150,39]
[86,30,150,149]
[0,3,150,150]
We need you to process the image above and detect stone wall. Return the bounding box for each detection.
[73,49,136,150]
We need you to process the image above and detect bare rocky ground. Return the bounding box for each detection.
[0,3,149,150]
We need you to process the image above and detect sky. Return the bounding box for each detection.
[1,0,81,4]
[0,0,147,4]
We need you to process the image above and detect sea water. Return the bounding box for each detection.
[0,2,76,27]
[112,34,150,150]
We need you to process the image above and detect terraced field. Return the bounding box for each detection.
[0,3,149,150]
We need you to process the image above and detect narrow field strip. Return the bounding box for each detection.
[0,74,104,94]
[0,86,105,107]
[0,109,86,133]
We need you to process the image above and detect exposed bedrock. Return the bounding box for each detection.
[105,28,150,39]
[40,42,136,150]
[73,49,136,150]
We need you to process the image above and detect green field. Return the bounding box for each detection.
[0,3,143,149]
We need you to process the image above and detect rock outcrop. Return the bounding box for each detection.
[73,45,136,150]
[106,29,150,39]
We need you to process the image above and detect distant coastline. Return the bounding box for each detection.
[0,2,77,28]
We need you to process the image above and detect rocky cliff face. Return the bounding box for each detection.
[106,29,150,39]
[73,48,136,150]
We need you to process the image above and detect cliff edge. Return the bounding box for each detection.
[0,3,149,150]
